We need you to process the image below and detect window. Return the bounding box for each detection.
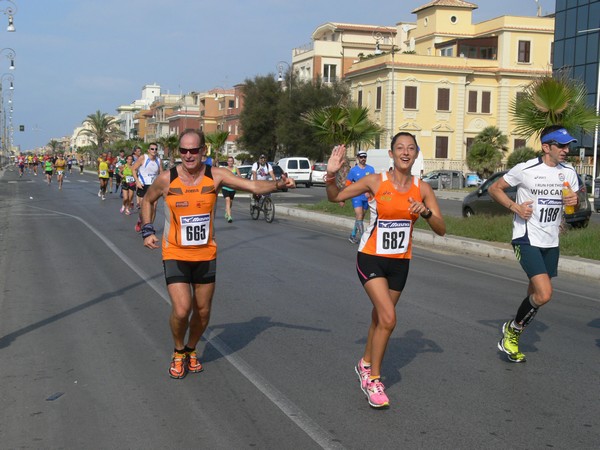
[514,139,527,149]
[404,86,417,109]
[467,90,491,113]
[437,88,450,111]
[466,138,475,154]
[228,100,235,109]
[299,160,310,169]
[435,136,449,159]
[468,91,478,113]
[323,64,337,83]
[481,91,491,113]
[357,90,363,107]
[440,47,453,57]
[376,86,382,110]
[518,40,531,63]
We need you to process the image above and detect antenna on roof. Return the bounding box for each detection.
[534,0,542,17]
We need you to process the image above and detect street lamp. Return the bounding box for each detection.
[277,61,291,99]
[0,48,15,69]
[577,27,600,197]
[1,1,17,32]
[0,72,13,161]
[373,28,396,144]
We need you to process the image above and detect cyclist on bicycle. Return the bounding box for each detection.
[251,154,275,205]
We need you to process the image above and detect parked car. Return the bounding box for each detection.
[276,157,312,187]
[422,170,465,189]
[465,173,483,187]
[238,164,252,179]
[311,163,328,185]
[595,177,600,213]
[462,170,591,228]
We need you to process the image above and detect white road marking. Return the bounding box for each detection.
[23,204,345,450]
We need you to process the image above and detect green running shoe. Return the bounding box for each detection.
[497,321,526,363]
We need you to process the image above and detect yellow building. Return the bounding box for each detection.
[342,0,554,172]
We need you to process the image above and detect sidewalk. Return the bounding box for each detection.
[277,205,600,280]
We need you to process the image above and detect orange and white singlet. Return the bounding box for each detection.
[162,166,217,261]
[358,172,422,259]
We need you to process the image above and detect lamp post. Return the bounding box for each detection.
[1,1,17,32]
[0,72,13,161]
[373,29,396,144]
[0,47,15,69]
[277,61,291,99]
[577,27,600,197]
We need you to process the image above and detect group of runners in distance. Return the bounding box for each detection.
[13,123,581,410]
[15,151,82,190]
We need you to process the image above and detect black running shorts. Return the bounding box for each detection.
[356,252,410,292]
[163,259,217,285]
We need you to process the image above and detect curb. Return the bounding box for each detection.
[277,205,600,280]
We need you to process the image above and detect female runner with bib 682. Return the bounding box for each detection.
[326,132,446,408]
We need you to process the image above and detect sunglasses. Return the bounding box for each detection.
[358,156,367,159]
[149,147,158,151]
[179,147,202,155]
[547,141,569,149]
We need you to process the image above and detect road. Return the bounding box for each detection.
[1,167,599,449]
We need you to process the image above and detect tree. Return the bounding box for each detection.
[47,139,60,153]
[301,104,384,150]
[276,78,349,162]
[510,71,600,140]
[466,126,508,179]
[507,146,539,169]
[238,75,281,161]
[205,131,229,164]
[157,134,179,165]
[77,110,124,157]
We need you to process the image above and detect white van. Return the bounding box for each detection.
[364,149,392,174]
[276,157,312,187]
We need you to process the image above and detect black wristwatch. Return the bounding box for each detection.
[421,208,433,219]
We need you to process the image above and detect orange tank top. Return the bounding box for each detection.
[162,166,218,261]
[358,172,422,259]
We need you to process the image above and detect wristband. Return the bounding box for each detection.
[141,223,156,239]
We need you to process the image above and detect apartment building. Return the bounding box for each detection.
[307,0,554,172]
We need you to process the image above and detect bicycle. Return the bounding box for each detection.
[250,194,275,223]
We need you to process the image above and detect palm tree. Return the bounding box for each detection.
[77,110,124,156]
[158,134,179,167]
[302,104,384,187]
[205,131,229,165]
[510,72,600,140]
[47,139,60,153]
[466,126,508,179]
[301,105,384,149]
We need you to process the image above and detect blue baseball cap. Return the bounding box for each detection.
[541,128,577,145]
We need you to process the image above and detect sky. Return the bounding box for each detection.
[6,0,556,152]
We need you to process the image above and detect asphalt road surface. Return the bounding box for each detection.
[1,167,598,449]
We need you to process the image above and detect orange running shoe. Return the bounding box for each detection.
[169,351,188,379]
[187,350,203,373]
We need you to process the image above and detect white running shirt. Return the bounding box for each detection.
[503,157,579,248]
[137,155,161,186]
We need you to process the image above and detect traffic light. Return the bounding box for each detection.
[19,125,24,132]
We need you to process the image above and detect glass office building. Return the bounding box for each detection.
[553,0,600,164]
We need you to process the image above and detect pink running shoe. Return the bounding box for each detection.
[355,359,371,395]
[365,378,389,408]
[120,205,125,214]
[135,218,142,233]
